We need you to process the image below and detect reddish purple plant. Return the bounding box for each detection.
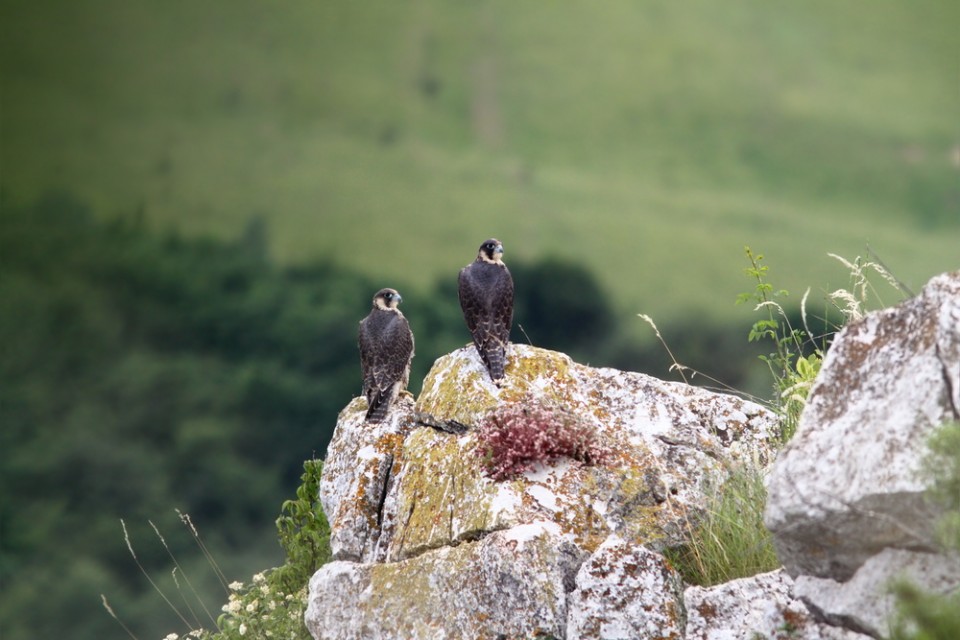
[475,397,611,481]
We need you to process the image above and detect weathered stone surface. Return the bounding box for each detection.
[684,569,872,640]
[310,343,779,638]
[765,271,960,581]
[567,534,685,640]
[794,548,960,638]
[319,395,414,561]
[397,344,778,556]
[304,521,581,640]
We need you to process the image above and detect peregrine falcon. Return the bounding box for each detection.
[358,288,415,423]
[458,238,514,385]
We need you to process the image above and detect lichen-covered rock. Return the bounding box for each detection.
[794,548,960,638]
[304,522,581,640]
[310,343,779,638]
[684,569,871,640]
[765,270,960,581]
[319,395,415,561]
[396,344,778,556]
[567,534,685,640]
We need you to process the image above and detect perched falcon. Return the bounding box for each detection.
[358,288,415,423]
[458,238,514,385]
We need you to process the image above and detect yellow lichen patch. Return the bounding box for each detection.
[499,347,581,407]
[416,350,498,425]
[388,428,503,561]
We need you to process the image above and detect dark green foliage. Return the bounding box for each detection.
[274,459,331,592]
[0,194,368,639]
[510,257,615,358]
[890,581,960,640]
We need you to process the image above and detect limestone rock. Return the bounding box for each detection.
[566,534,685,640]
[765,271,960,581]
[395,344,778,557]
[319,395,415,561]
[684,569,871,640]
[310,343,780,638]
[794,548,960,638]
[304,521,581,640]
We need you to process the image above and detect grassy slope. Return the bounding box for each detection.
[2,0,958,333]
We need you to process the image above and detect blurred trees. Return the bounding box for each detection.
[1,193,372,638]
[0,193,767,639]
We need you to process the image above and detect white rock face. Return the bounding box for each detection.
[567,534,684,640]
[765,271,960,580]
[794,548,960,638]
[684,569,871,640]
[319,395,414,561]
[304,521,580,640]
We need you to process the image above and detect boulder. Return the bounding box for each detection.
[304,521,580,640]
[566,534,685,639]
[684,569,871,639]
[765,270,960,581]
[794,548,960,638]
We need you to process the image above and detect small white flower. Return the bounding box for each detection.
[253,572,266,584]
[222,598,242,615]
[164,634,179,640]
[229,581,244,591]
[238,622,247,636]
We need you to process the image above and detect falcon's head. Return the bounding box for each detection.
[373,288,403,310]
[477,238,504,264]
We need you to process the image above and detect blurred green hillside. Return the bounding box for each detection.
[3,0,957,325]
[2,2,958,639]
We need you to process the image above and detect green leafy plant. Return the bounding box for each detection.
[736,247,823,442]
[209,459,330,640]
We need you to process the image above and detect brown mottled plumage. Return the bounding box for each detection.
[458,239,514,384]
[358,288,414,422]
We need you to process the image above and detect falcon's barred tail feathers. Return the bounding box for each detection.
[358,288,415,423]
[458,238,514,386]
[479,338,507,384]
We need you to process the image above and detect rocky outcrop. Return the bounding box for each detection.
[308,343,779,639]
[764,270,960,636]
[305,271,960,640]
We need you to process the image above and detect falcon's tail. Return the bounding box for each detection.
[365,391,391,423]
[481,343,507,385]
